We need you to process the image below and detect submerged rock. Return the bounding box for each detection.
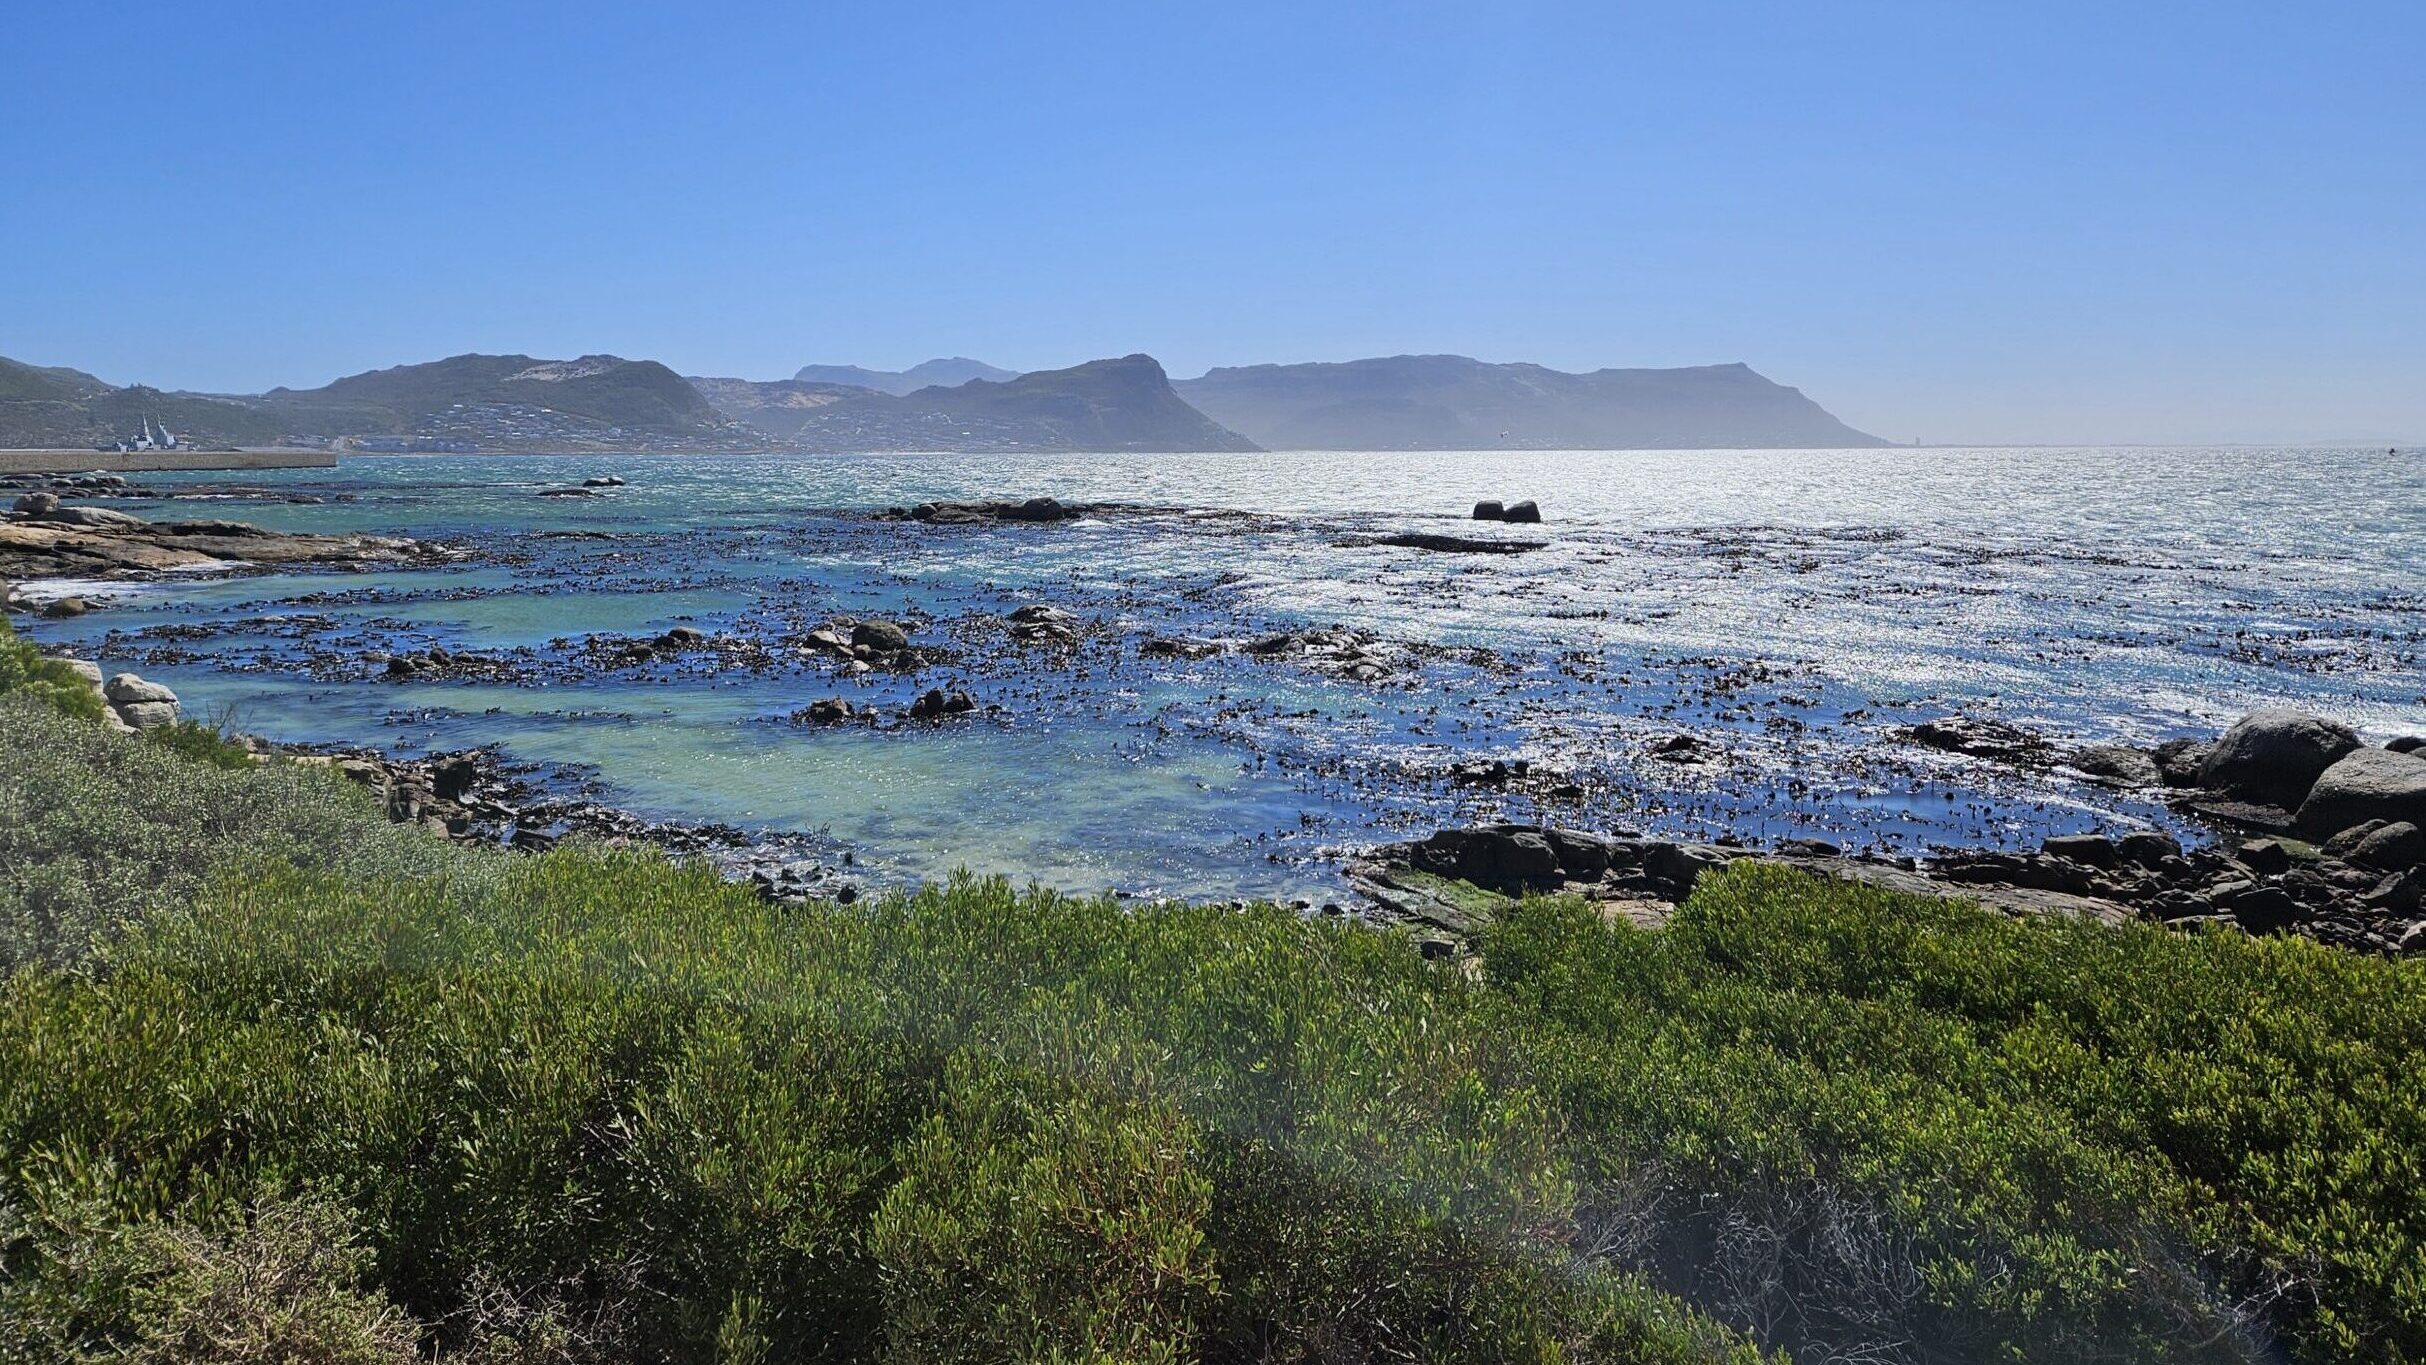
[2069,744,2161,787]
[900,497,1088,525]
[1903,715,2052,764]
[906,687,977,720]
[791,697,856,725]
[1366,532,1544,555]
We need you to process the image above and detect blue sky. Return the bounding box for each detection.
[4,1,2420,444]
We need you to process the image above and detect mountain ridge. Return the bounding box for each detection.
[1175,354,1886,449]
[5,347,1884,454]
[792,357,1017,395]
[706,354,1260,453]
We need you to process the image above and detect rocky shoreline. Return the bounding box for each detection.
[1355,708,2426,956]
[28,646,872,906]
[279,743,864,905]
[2,486,433,584]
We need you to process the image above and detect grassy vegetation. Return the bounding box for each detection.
[1,632,2422,1362]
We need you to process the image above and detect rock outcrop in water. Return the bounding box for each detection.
[1,495,431,579]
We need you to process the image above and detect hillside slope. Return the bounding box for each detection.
[263,353,749,447]
[1,351,760,452]
[689,375,877,439]
[1176,355,1886,449]
[0,355,293,449]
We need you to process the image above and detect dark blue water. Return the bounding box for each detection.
[19,446,2424,898]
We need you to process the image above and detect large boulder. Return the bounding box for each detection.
[2151,738,2213,787]
[850,620,911,653]
[2345,821,2426,872]
[2069,744,2160,787]
[103,673,178,707]
[2296,748,2426,839]
[115,701,179,730]
[1406,825,1563,892]
[1643,842,1733,898]
[1000,496,1070,523]
[47,506,146,529]
[2197,711,2360,807]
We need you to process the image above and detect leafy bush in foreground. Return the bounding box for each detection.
[0,855,1756,1363]
[0,693,499,971]
[0,616,104,723]
[1483,868,2426,1362]
[0,694,2420,1362]
[138,715,260,771]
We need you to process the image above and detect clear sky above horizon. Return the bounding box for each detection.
[4,1,2421,445]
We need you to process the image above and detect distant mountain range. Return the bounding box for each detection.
[4,347,1882,453]
[698,355,1257,453]
[790,357,1018,395]
[1174,356,1886,449]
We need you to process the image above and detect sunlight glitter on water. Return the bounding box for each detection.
[27,446,2425,897]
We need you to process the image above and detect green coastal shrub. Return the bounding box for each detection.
[869,1057,1219,1365]
[139,716,260,771]
[0,615,104,723]
[0,716,2420,1362]
[1480,866,2426,1363]
[0,850,1758,1364]
[0,1189,416,1365]
[0,694,498,971]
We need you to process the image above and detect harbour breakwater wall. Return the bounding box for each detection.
[0,449,337,475]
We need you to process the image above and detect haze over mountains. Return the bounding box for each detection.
[700,355,1257,453]
[1177,356,1886,450]
[3,347,1884,453]
[791,358,1018,395]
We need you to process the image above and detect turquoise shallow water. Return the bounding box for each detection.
[20,446,2426,898]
